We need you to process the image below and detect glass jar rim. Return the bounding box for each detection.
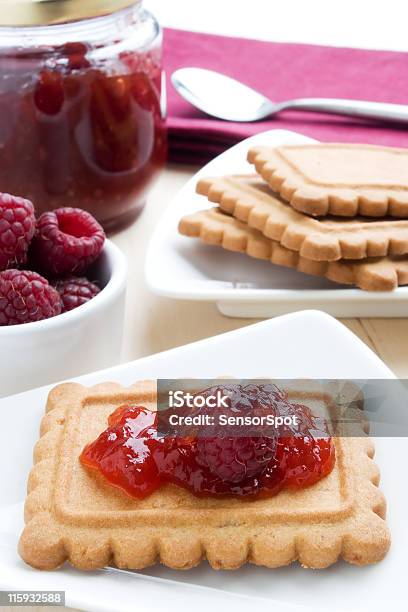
[0,0,142,27]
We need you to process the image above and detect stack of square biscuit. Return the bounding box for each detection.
[179,144,408,291]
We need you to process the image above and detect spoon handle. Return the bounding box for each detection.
[280,98,408,124]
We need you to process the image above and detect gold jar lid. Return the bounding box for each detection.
[0,0,140,27]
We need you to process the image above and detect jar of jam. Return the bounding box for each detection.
[0,0,167,231]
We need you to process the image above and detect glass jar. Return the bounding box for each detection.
[0,0,167,231]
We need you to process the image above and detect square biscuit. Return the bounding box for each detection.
[197,174,408,262]
[179,208,408,291]
[19,381,390,571]
[248,144,408,218]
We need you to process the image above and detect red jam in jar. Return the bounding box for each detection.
[80,384,336,500]
[0,1,166,231]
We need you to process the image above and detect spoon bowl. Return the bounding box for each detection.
[171,67,274,122]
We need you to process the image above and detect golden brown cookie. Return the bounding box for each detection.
[248,144,408,218]
[179,208,408,291]
[19,381,389,571]
[197,174,408,261]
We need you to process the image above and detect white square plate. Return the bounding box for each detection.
[0,310,405,611]
[145,129,408,318]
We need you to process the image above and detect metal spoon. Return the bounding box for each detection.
[171,67,408,124]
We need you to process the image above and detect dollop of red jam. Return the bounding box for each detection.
[80,385,336,500]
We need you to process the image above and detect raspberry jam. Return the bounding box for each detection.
[0,5,166,231]
[80,385,336,500]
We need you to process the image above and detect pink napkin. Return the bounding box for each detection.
[164,28,408,164]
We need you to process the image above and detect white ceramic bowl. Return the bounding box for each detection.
[0,239,127,398]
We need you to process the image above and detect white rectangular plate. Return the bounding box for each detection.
[145,129,408,317]
[0,311,406,611]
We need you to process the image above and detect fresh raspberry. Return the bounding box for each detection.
[30,207,105,277]
[0,269,62,325]
[54,276,100,312]
[197,436,277,483]
[0,193,36,271]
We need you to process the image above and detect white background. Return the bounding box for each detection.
[145,0,408,51]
